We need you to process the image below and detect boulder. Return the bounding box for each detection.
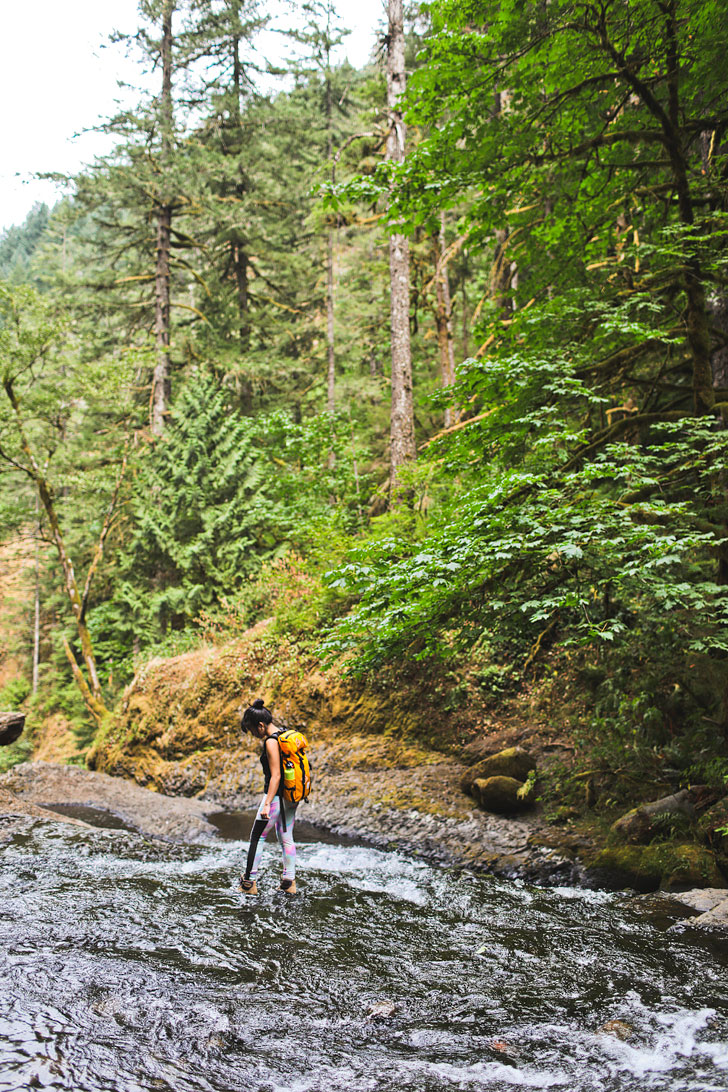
[0,712,25,747]
[609,789,693,845]
[667,887,728,931]
[461,747,536,796]
[599,1020,635,1041]
[473,775,531,815]
[586,843,726,893]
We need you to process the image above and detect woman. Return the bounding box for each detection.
[239,698,297,895]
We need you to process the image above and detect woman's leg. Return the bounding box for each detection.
[275,799,297,883]
[243,797,281,882]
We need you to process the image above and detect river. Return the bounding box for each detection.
[1,811,727,1092]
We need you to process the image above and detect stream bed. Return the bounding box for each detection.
[1,815,727,1092]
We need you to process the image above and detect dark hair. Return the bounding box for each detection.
[241,697,273,734]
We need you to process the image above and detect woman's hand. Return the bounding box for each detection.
[260,802,270,820]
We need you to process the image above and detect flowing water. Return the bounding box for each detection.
[1,813,727,1092]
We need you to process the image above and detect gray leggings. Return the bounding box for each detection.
[244,796,297,881]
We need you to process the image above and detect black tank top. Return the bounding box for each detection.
[260,732,280,791]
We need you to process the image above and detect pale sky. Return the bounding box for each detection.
[0,1,383,233]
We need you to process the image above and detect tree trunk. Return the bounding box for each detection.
[3,378,106,714]
[327,227,335,419]
[32,495,40,695]
[233,242,250,351]
[151,1,174,437]
[434,211,456,427]
[326,69,336,424]
[387,0,415,499]
[230,33,250,354]
[461,267,469,360]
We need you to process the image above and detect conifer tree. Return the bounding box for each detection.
[386,0,415,498]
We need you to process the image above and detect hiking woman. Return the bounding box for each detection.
[239,698,297,895]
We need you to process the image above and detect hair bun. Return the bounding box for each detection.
[252,698,265,709]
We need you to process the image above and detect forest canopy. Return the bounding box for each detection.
[2,0,728,781]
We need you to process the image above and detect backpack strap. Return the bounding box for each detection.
[267,730,287,831]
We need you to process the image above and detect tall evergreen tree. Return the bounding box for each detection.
[386,0,415,498]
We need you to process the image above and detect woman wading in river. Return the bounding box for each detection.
[239,699,309,895]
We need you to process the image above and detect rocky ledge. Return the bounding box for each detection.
[666,888,728,932]
[0,762,218,843]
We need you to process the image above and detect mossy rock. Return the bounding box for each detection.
[609,790,693,846]
[461,747,536,796]
[586,843,726,893]
[697,796,728,853]
[473,775,531,815]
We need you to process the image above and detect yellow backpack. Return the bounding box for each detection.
[276,730,312,804]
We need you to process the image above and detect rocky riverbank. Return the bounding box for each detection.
[2,760,727,933]
[0,755,578,884]
[3,625,727,907]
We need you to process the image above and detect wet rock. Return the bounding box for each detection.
[0,712,24,747]
[460,738,501,764]
[489,1039,520,1063]
[609,789,693,845]
[461,748,536,796]
[599,1019,634,1041]
[586,843,726,893]
[472,775,532,815]
[365,1001,397,1021]
[667,887,728,931]
[697,796,728,853]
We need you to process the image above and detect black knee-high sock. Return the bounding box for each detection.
[245,818,268,879]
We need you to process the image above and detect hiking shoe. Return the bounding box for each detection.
[238,876,258,895]
[279,878,297,895]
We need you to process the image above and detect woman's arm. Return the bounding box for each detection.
[260,737,281,818]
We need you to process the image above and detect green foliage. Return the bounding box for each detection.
[0,677,31,709]
[0,204,49,283]
[2,0,728,801]
[0,736,33,774]
[317,0,728,780]
[89,369,370,675]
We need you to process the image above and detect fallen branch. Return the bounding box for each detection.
[420,407,500,448]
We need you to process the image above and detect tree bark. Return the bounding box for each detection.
[32,495,40,695]
[327,228,335,414]
[597,7,714,416]
[387,0,415,499]
[233,242,250,351]
[230,33,250,353]
[2,376,120,723]
[326,66,336,425]
[151,1,175,436]
[434,211,456,427]
[461,266,469,360]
